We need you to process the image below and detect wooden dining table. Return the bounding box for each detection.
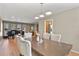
[32,39,72,56]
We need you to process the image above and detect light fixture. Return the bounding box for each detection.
[39,3,45,18]
[39,14,44,17]
[45,11,52,15]
[34,3,45,19]
[35,16,39,19]
[34,3,52,19]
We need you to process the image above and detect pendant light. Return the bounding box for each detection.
[39,3,45,18]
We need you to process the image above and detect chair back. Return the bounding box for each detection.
[24,33,32,41]
[50,34,61,42]
[16,35,32,56]
[43,33,50,40]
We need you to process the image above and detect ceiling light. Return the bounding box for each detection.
[45,11,52,15]
[39,14,44,17]
[35,17,39,19]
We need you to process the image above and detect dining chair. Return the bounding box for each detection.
[15,35,32,56]
[50,34,61,42]
[36,33,40,42]
[24,33,32,41]
[43,33,50,40]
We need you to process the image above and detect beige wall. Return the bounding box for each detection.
[53,7,79,52]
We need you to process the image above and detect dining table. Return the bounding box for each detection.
[32,38,72,56]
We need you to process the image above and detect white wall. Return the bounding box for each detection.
[53,7,79,52]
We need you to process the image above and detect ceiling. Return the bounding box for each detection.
[0,3,79,22]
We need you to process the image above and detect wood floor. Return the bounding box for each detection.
[68,52,79,56]
[0,38,20,56]
[0,38,79,56]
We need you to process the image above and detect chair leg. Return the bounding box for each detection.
[19,53,24,56]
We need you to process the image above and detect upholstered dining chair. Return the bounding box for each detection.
[50,34,61,42]
[15,35,32,56]
[42,33,50,40]
[24,33,32,41]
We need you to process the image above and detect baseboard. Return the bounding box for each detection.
[71,50,79,54]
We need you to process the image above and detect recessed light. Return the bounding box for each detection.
[35,17,39,19]
[45,11,52,15]
[39,14,44,17]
